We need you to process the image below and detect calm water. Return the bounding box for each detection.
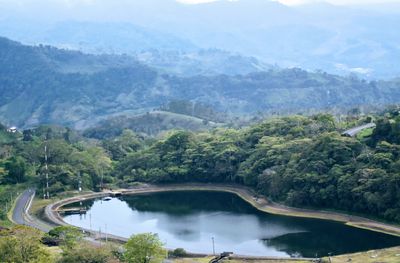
[63,191,400,257]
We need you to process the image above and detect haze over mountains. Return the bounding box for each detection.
[1,36,400,130]
[1,0,400,130]
[1,0,400,79]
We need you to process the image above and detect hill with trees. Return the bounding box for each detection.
[3,107,399,224]
[112,108,400,223]
[1,36,400,129]
[83,110,222,139]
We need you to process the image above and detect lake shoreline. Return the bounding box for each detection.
[46,183,400,239]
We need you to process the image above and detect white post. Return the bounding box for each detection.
[89,213,92,231]
[212,237,215,255]
[105,224,108,243]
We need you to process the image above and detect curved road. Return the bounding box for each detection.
[11,189,53,232]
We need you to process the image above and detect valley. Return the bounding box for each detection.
[1,1,400,262]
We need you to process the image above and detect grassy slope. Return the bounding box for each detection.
[83,110,223,137]
[356,127,374,140]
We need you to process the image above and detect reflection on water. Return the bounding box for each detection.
[63,191,400,257]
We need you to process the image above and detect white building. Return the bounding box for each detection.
[7,126,17,133]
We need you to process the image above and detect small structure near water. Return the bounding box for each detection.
[58,207,87,215]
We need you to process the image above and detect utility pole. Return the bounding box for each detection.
[100,170,104,191]
[44,140,50,199]
[78,171,82,192]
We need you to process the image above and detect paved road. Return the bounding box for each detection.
[11,189,53,232]
[342,123,376,137]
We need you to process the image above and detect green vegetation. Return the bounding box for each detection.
[84,110,220,139]
[0,226,52,263]
[0,184,24,227]
[57,242,116,263]
[123,233,167,263]
[1,107,400,225]
[43,226,83,249]
[159,100,228,123]
[1,106,400,261]
[112,109,400,223]
[169,248,188,258]
[0,125,112,198]
[0,225,168,263]
[1,36,400,128]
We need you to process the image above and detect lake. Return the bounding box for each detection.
[62,191,400,257]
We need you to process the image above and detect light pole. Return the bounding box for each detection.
[212,237,215,255]
[89,213,92,231]
[105,224,108,243]
[99,227,102,246]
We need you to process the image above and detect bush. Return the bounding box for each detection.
[46,226,82,249]
[169,248,187,258]
[123,233,167,263]
[0,209,7,220]
[58,242,114,263]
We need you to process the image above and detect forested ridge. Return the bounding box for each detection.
[2,36,400,129]
[1,107,400,223]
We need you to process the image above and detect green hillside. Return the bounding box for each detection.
[83,111,222,139]
[1,37,400,129]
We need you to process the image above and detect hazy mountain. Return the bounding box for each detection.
[0,20,196,53]
[1,37,400,129]
[0,20,270,76]
[0,0,399,78]
[134,49,271,76]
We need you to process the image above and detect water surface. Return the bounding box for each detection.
[63,191,400,257]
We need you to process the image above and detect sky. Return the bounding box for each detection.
[1,0,400,6]
[178,0,400,5]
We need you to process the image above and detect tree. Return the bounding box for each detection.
[0,226,52,263]
[46,226,83,249]
[4,156,27,183]
[123,233,167,263]
[58,242,114,263]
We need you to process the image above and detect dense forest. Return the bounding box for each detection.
[1,36,400,129]
[1,107,400,223]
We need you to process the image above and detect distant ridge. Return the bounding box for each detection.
[0,36,400,129]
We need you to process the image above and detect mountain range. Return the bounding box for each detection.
[1,0,400,79]
[1,36,400,130]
